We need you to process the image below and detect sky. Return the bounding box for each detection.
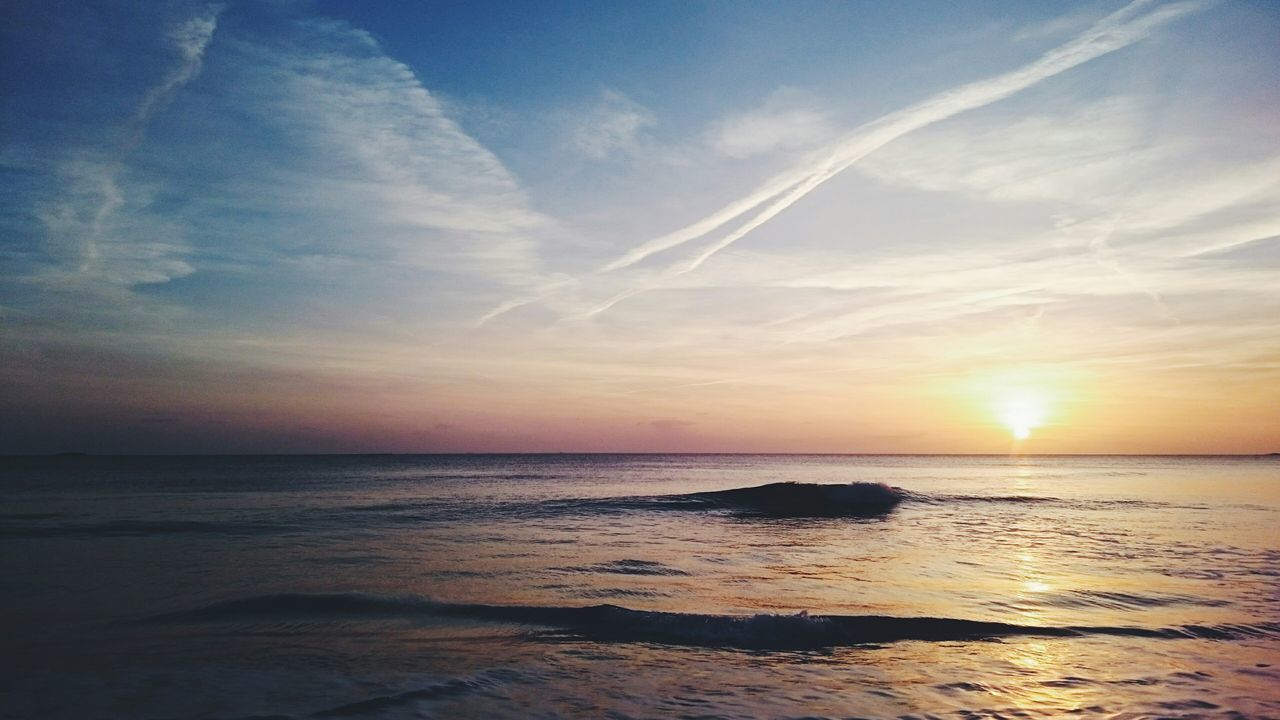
[1,0,1278,454]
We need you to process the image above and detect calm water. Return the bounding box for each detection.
[1,454,1277,719]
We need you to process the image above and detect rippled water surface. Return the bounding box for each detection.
[2,454,1277,718]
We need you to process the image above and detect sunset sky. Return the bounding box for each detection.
[2,0,1277,454]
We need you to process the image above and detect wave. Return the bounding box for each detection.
[551,482,910,518]
[686,481,907,517]
[153,593,1280,650]
[540,482,1167,519]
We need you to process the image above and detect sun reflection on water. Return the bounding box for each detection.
[996,639,1099,713]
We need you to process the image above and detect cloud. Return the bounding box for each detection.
[81,10,547,291]
[34,4,223,289]
[568,89,655,160]
[857,90,1280,310]
[131,4,224,139]
[596,0,1207,279]
[216,18,548,278]
[709,88,833,158]
[5,0,564,387]
[467,0,1211,327]
[860,96,1280,235]
[859,98,1154,203]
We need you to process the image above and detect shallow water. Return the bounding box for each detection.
[2,454,1277,718]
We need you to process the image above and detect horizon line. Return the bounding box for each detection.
[5,451,1276,459]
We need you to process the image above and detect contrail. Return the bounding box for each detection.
[474,277,577,326]
[477,0,1207,324]
[606,0,1207,277]
[598,167,816,273]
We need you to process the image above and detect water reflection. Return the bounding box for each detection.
[5,454,1277,719]
[998,639,1094,712]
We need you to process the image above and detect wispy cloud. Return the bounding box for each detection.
[481,0,1209,324]
[709,87,833,159]
[36,4,223,286]
[567,89,655,160]
[217,18,549,284]
[600,0,1205,277]
[131,5,224,141]
[11,3,555,376]
[858,91,1279,319]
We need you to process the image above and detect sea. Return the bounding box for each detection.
[1,454,1277,719]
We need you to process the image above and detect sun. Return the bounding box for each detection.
[996,390,1047,442]
[957,366,1071,447]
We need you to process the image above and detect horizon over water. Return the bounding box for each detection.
[14,451,1280,458]
[2,453,1277,718]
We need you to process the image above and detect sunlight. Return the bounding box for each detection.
[958,367,1067,446]
[997,390,1047,442]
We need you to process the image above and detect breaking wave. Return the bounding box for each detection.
[153,593,1280,650]
[536,482,1172,520]
[685,481,907,517]
[550,481,910,518]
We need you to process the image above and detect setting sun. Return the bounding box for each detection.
[956,368,1070,448]
[998,391,1048,442]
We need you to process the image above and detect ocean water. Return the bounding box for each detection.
[1,454,1277,719]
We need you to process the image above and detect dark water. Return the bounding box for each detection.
[1,454,1277,718]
